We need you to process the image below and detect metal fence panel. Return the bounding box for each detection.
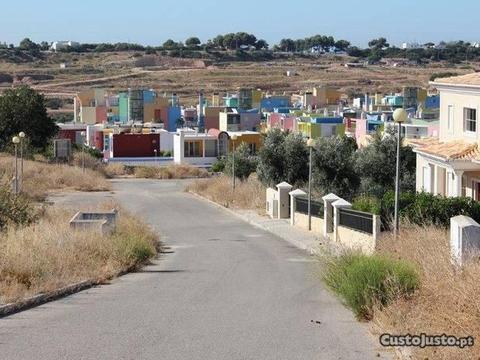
[295,197,324,218]
[339,208,373,234]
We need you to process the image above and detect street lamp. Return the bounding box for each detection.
[12,136,20,195]
[231,134,238,190]
[307,138,315,231]
[19,131,25,192]
[393,108,407,237]
[80,131,86,173]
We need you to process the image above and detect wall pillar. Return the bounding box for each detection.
[332,199,352,242]
[322,193,340,238]
[289,189,307,226]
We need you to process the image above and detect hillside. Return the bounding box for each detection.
[0,50,474,105]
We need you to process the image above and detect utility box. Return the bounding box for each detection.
[450,215,480,266]
[276,182,293,219]
[266,188,279,219]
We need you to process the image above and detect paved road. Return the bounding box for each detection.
[0,179,388,360]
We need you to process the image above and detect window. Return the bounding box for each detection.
[248,143,257,154]
[184,141,201,157]
[447,105,454,131]
[464,108,477,133]
[103,135,110,152]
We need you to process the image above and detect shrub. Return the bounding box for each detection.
[224,143,257,181]
[324,253,419,320]
[0,185,37,230]
[211,158,225,173]
[381,190,480,227]
[352,195,381,215]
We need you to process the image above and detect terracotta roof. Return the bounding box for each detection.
[433,72,480,86]
[404,137,439,148]
[414,139,480,161]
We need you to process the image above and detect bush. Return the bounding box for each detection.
[429,72,458,82]
[211,158,225,173]
[324,253,419,320]
[0,186,37,230]
[381,191,480,227]
[224,143,257,181]
[352,195,381,215]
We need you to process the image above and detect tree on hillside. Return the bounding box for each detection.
[311,136,359,200]
[18,38,39,51]
[278,38,295,52]
[368,37,389,50]
[185,37,201,48]
[0,86,58,150]
[335,40,351,51]
[162,39,180,50]
[255,39,269,50]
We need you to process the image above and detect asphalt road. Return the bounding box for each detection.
[0,179,388,360]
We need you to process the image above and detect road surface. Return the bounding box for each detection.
[0,179,388,360]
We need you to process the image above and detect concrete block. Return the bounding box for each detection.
[70,209,118,235]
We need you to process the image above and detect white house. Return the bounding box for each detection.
[50,41,80,52]
[173,131,218,167]
[414,73,480,199]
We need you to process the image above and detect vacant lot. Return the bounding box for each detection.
[0,51,474,105]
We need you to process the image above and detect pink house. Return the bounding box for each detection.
[267,113,297,132]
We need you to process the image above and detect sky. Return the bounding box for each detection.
[2,0,480,48]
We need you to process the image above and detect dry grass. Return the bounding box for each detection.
[0,154,110,201]
[104,163,210,180]
[186,174,266,211]
[374,226,480,359]
[0,204,159,304]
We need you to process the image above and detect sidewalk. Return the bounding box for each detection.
[189,192,340,256]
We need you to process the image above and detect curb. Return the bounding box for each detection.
[187,191,323,255]
[0,280,97,318]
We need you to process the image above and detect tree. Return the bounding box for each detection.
[224,142,257,181]
[18,38,39,51]
[279,38,295,52]
[368,37,389,50]
[0,86,58,150]
[162,39,179,50]
[257,129,287,186]
[335,40,351,51]
[256,129,308,187]
[212,35,225,49]
[283,133,309,185]
[185,37,201,48]
[355,129,416,198]
[255,39,269,50]
[311,136,360,200]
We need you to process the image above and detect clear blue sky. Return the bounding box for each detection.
[2,0,479,47]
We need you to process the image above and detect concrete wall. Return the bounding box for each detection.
[294,213,324,234]
[336,226,376,255]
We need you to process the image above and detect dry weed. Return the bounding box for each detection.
[375,226,480,359]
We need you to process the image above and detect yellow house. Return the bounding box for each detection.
[414,73,480,199]
[313,86,342,107]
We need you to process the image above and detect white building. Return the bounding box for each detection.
[173,131,218,167]
[401,42,422,50]
[50,41,80,52]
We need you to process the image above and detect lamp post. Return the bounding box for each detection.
[307,138,315,231]
[80,131,86,173]
[12,136,20,195]
[393,108,407,237]
[231,134,238,190]
[18,131,25,192]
